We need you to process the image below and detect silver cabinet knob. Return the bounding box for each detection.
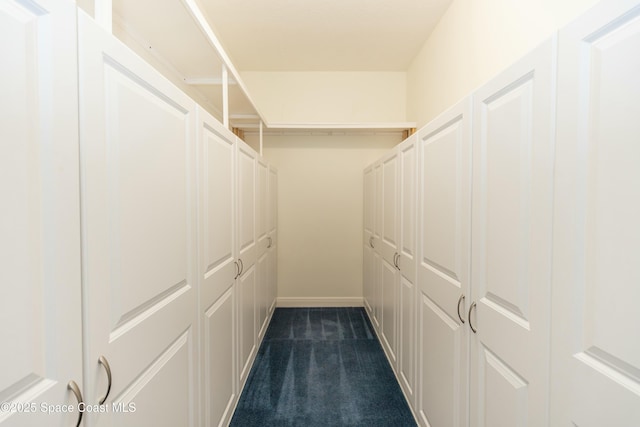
[98,356,112,405]
[68,380,84,427]
[468,302,477,333]
[457,294,466,324]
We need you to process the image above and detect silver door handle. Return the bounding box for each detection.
[394,253,401,270]
[369,236,374,248]
[239,259,244,276]
[457,294,465,324]
[98,355,112,405]
[468,302,477,333]
[234,261,240,279]
[68,380,84,427]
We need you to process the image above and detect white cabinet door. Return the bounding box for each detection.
[380,152,399,364]
[256,249,269,341]
[267,166,278,314]
[78,12,199,426]
[0,1,83,425]
[256,159,270,340]
[551,1,640,425]
[381,152,400,266]
[363,165,376,316]
[236,140,258,386]
[470,38,556,427]
[197,108,237,427]
[416,98,472,427]
[380,258,399,365]
[372,163,383,329]
[398,137,417,404]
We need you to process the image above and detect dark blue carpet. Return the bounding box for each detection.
[229,307,417,427]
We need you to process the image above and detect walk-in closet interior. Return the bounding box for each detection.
[2,0,640,425]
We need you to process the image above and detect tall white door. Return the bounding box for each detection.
[551,1,640,425]
[256,159,270,340]
[197,108,237,427]
[0,1,83,425]
[470,39,556,427]
[372,163,383,329]
[267,166,278,314]
[363,166,376,316]
[416,98,472,427]
[398,137,417,404]
[236,140,258,386]
[78,12,199,426]
[380,152,399,364]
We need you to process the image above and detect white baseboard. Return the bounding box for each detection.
[276,297,364,307]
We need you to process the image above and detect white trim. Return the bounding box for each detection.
[222,64,229,128]
[95,0,112,33]
[259,121,263,156]
[230,114,260,120]
[184,77,237,85]
[276,297,364,307]
[250,122,417,130]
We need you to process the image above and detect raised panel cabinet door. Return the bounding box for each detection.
[372,163,383,328]
[257,160,268,248]
[256,159,269,340]
[381,258,398,365]
[363,165,376,315]
[78,12,199,426]
[470,38,556,427]
[256,158,273,338]
[268,166,278,238]
[381,151,399,266]
[363,243,374,315]
[267,166,278,314]
[236,140,258,386]
[238,264,257,386]
[398,136,418,405]
[551,1,640,425]
[197,107,237,427]
[380,152,399,366]
[0,1,82,425]
[256,250,269,341]
[416,98,472,427]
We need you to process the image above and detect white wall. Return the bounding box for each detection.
[407,0,600,127]
[241,72,407,124]
[246,133,400,302]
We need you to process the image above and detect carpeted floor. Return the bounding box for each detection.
[229,307,417,426]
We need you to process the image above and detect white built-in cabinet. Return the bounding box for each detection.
[236,140,258,388]
[379,148,399,365]
[79,10,201,426]
[256,157,277,342]
[369,38,556,427]
[397,137,418,406]
[363,163,382,331]
[364,1,640,425]
[1,1,83,426]
[364,136,418,405]
[551,2,640,425]
[197,110,277,427]
[469,37,556,427]
[197,109,237,427]
[2,4,276,426]
[363,166,375,317]
[267,165,278,316]
[416,97,471,427]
